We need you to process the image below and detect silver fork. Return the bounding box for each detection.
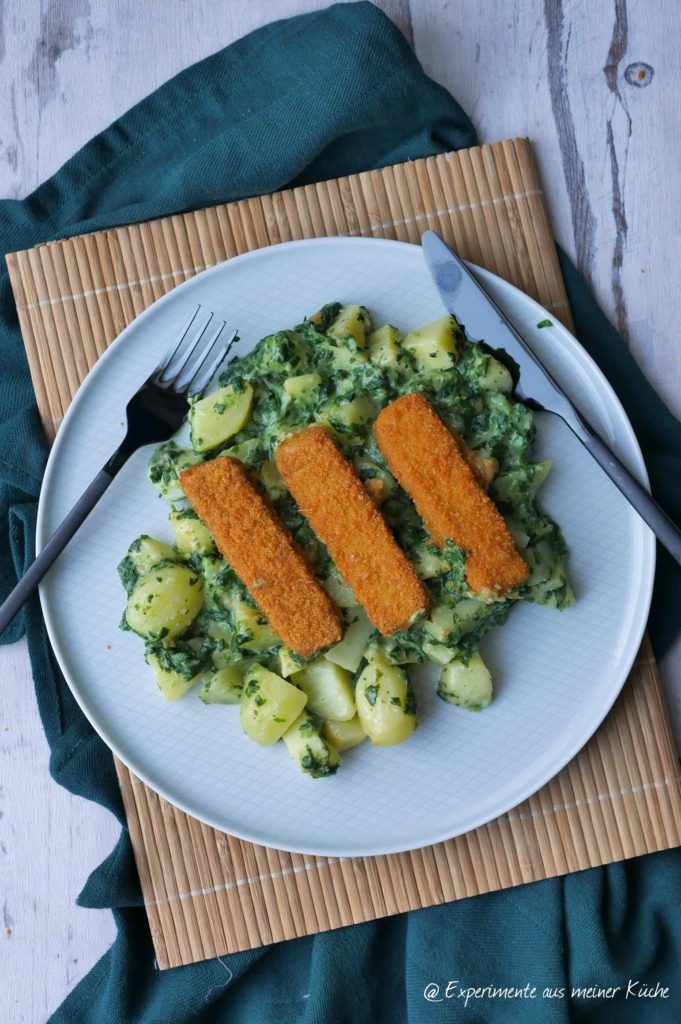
[0,305,237,635]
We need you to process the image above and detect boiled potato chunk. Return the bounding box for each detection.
[283,710,340,778]
[259,460,287,501]
[291,658,355,721]
[198,663,249,705]
[221,437,261,466]
[126,564,203,641]
[206,619,238,670]
[424,604,456,643]
[145,650,203,701]
[325,607,374,672]
[283,373,321,403]
[327,304,370,348]
[278,647,308,679]
[322,715,367,752]
[438,653,493,710]
[169,510,215,556]
[189,383,253,452]
[322,569,356,608]
[234,600,278,654]
[199,552,228,581]
[318,396,376,435]
[367,324,403,369]
[402,315,459,371]
[481,355,513,393]
[355,653,417,746]
[422,641,456,666]
[126,535,178,575]
[118,535,178,593]
[240,665,307,746]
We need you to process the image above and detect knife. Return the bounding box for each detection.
[421,230,681,566]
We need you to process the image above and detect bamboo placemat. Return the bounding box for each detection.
[8,138,681,970]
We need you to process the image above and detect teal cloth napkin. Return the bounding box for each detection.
[2,5,681,1022]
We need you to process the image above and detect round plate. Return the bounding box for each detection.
[37,237,655,857]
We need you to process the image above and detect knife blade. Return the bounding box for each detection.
[420,229,681,566]
[421,229,574,419]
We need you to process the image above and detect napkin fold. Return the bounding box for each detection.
[1,4,680,1023]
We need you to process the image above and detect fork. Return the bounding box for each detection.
[0,305,237,636]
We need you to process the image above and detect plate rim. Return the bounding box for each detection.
[36,235,656,856]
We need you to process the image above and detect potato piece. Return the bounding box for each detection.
[438,653,493,710]
[329,346,368,371]
[118,535,179,593]
[355,653,417,746]
[283,373,321,403]
[481,355,513,393]
[126,535,178,574]
[206,619,238,670]
[424,604,456,643]
[278,647,308,678]
[259,460,287,501]
[198,663,249,705]
[317,396,376,435]
[291,658,355,721]
[125,564,203,640]
[402,315,460,371]
[169,510,215,556]
[367,324,403,369]
[233,600,279,654]
[422,641,456,665]
[221,437,262,466]
[239,665,307,746]
[283,711,340,778]
[327,304,370,348]
[199,552,228,581]
[145,650,203,701]
[322,570,356,609]
[325,607,374,672]
[189,383,253,452]
[322,715,367,752]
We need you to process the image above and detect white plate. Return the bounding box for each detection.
[37,237,655,857]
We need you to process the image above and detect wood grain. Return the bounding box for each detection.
[7,139,681,971]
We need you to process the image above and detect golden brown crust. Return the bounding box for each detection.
[275,425,431,635]
[180,457,342,658]
[373,393,528,597]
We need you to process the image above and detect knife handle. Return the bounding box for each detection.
[559,410,681,566]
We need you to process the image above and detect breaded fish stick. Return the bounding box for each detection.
[374,393,528,598]
[180,457,342,659]
[275,425,430,635]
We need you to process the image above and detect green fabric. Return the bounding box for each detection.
[1,4,680,1022]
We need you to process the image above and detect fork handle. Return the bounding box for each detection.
[0,467,114,637]
[560,409,681,565]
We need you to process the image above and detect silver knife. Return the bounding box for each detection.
[421,229,681,566]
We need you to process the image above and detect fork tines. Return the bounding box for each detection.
[153,305,238,396]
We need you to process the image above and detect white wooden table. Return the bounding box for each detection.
[1,2,679,1020]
